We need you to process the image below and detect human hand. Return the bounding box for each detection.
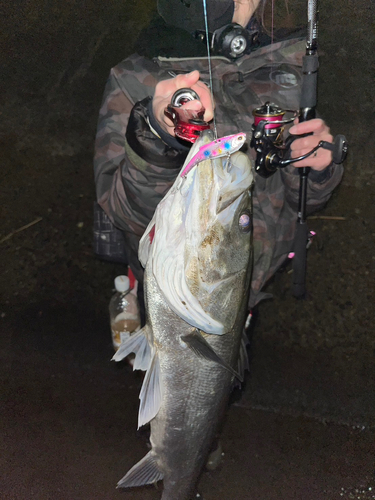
[289,118,333,170]
[152,70,213,137]
[233,0,261,28]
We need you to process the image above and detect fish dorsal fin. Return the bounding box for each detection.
[111,326,152,371]
[181,330,243,382]
[138,350,162,428]
[117,450,163,489]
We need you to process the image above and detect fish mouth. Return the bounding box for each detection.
[211,152,253,215]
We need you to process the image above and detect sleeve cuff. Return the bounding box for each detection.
[125,97,190,168]
[309,163,333,184]
[146,99,191,153]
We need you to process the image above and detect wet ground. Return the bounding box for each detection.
[0,0,374,498]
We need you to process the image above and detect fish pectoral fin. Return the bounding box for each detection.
[117,451,163,489]
[111,325,152,371]
[181,330,243,382]
[138,350,162,428]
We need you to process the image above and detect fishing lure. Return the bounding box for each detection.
[180,132,246,178]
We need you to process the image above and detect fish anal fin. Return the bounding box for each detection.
[117,451,163,489]
[138,350,162,428]
[111,326,152,372]
[181,330,243,382]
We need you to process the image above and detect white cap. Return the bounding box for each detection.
[114,275,130,293]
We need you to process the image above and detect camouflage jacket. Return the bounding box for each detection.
[94,39,344,307]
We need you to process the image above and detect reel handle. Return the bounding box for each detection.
[320,135,348,164]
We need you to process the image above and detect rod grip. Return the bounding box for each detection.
[300,53,319,110]
[292,221,309,298]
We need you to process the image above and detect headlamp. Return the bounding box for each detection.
[195,23,259,60]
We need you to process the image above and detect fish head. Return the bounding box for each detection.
[139,131,253,334]
[183,144,253,332]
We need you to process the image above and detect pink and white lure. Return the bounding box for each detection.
[180,132,247,178]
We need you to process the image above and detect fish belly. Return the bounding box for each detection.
[147,273,244,499]
[153,350,234,499]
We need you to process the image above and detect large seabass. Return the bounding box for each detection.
[113,130,254,499]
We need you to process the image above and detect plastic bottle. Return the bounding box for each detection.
[109,275,141,350]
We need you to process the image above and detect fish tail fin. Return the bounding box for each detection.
[117,451,163,489]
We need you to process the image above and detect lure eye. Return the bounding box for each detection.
[233,135,245,148]
[239,210,252,233]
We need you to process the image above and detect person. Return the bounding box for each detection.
[94,0,344,320]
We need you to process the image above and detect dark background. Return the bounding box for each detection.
[0,0,374,498]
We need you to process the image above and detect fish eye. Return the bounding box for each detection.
[239,210,252,233]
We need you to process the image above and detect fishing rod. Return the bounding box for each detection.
[293,0,320,299]
[250,0,348,298]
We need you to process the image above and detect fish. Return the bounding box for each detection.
[113,129,254,499]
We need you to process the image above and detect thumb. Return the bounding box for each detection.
[175,70,200,89]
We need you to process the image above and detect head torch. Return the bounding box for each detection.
[195,22,259,59]
[157,0,259,60]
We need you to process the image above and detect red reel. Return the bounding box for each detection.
[164,88,210,143]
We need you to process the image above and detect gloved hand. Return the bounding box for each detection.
[233,0,261,27]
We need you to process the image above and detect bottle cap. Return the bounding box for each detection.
[114,275,130,293]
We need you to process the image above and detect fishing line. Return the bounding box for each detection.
[202,0,218,139]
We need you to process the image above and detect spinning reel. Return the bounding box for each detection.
[250,102,348,178]
[164,88,210,143]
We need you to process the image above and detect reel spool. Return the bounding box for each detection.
[164,88,211,143]
[251,102,296,177]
